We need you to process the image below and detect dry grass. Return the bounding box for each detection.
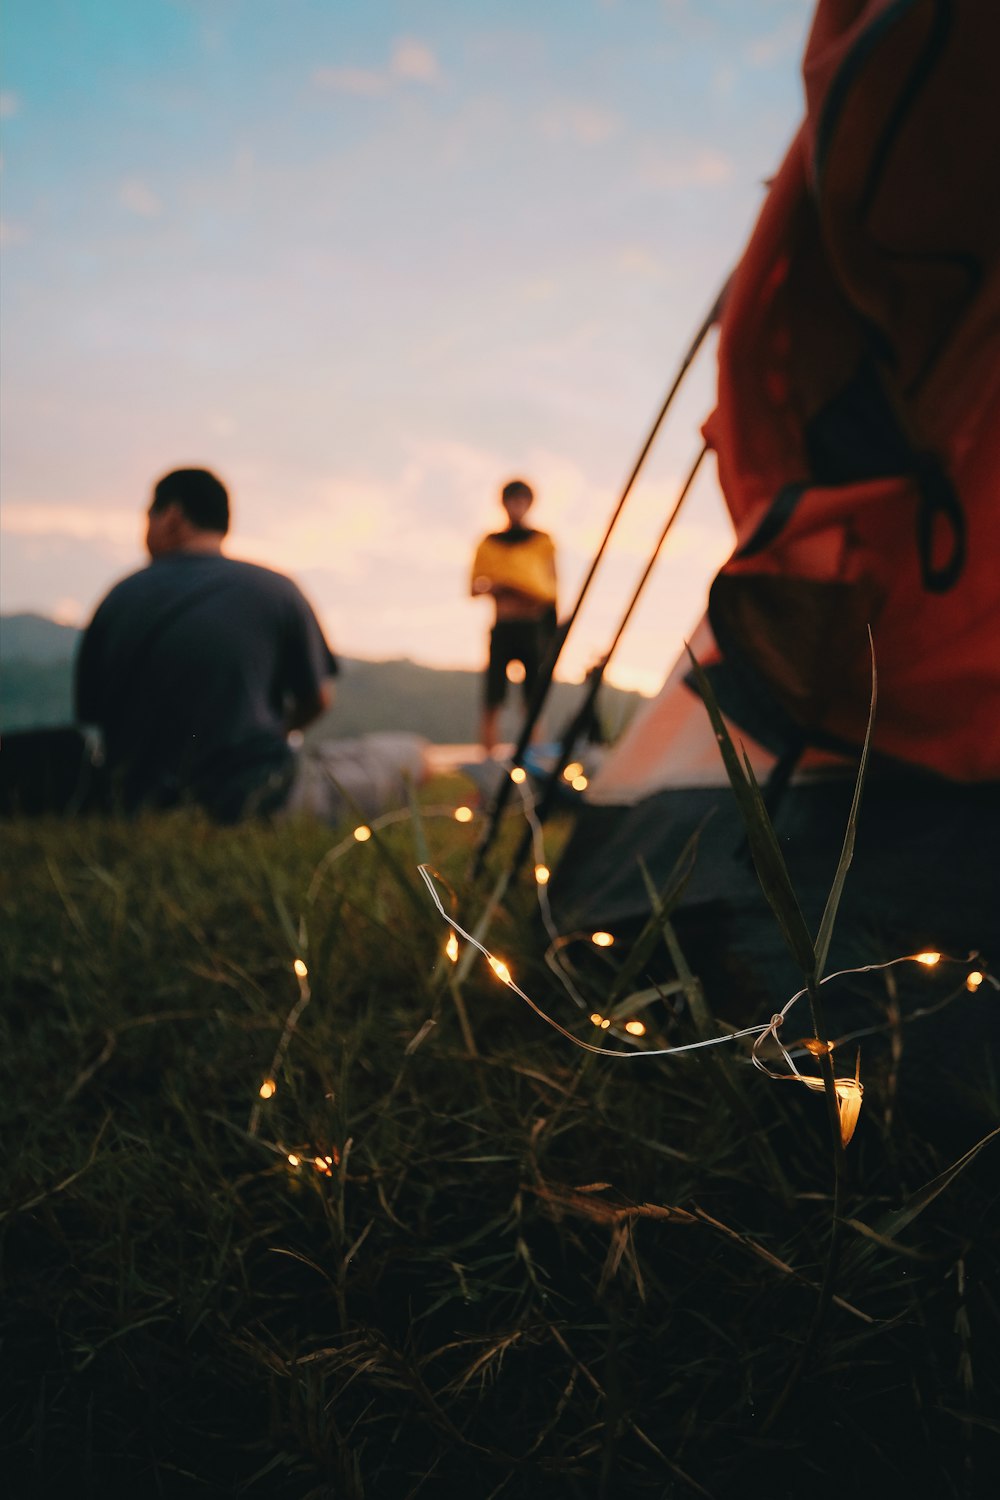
[1,782,998,1498]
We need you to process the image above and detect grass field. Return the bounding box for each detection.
[2,780,998,1498]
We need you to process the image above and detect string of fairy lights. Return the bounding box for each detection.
[252,764,995,1169]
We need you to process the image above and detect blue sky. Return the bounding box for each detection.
[1,0,814,692]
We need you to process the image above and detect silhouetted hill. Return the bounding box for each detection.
[0,613,645,742]
[1,612,80,664]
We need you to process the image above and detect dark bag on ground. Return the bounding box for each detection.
[0,728,107,817]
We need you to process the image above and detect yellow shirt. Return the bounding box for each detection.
[471,529,557,605]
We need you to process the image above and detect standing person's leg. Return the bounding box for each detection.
[519,618,552,746]
[481,624,509,756]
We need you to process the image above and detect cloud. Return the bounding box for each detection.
[238,478,394,579]
[119,177,164,218]
[541,102,622,146]
[390,38,440,84]
[2,501,140,548]
[53,597,84,626]
[312,36,441,97]
[636,145,734,190]
[0,91,19,119]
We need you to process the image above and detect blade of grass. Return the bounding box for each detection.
[685,646,815,977]
[876,1124,1000,1241]
[813,631,877,980]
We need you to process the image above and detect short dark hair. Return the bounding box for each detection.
[502,479,533,505]
[151,468,230,534]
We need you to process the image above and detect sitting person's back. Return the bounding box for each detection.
[76,468,336,821]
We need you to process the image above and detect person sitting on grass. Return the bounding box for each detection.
[76,466,426,822]
[470,478,558,756]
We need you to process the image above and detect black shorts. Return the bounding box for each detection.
[485,617,554,709]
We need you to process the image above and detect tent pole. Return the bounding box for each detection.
[470,284,726,880]
[498,443,709,890]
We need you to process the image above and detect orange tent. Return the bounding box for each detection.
[702,0,1000,781]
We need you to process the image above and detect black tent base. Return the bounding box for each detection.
[548,774,1000,1134]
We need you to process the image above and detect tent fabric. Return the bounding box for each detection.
[551,775,1000,991]
[584,619,778,805]
[702,0,1000,782]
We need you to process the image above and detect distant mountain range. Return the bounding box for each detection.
[0,613,647,744]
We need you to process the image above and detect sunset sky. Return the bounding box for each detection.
[1,0,814,694]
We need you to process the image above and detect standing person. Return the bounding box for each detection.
[470,478,557,756]
[76,466,427,822]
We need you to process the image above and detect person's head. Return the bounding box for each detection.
[146,468,230,557]
[501,478,534,527]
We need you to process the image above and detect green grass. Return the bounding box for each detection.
[1,782,998,1498]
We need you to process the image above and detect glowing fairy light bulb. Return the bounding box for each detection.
[354,824,372,842]
[489,956,512,985]
[624,1020,646,1037]
[572,775,589,792]
[800,1054,864,1146]
[293,958,308,978]
[966,970,984,991]
[453,805,473,823]
[915,950,941,966]
[445,932,459,963]
[591,931,614,948]
[505,659,527,684]
[510,767,527,785]
[287,1154,300,1167]
[833,1078,864,1146]
[314,1156,331,1174]
[534,864,550,885]
[563,762,584,781]
[259,1079,277,1100]
[590,1013,604,1027]
[600,1018,611,1030]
